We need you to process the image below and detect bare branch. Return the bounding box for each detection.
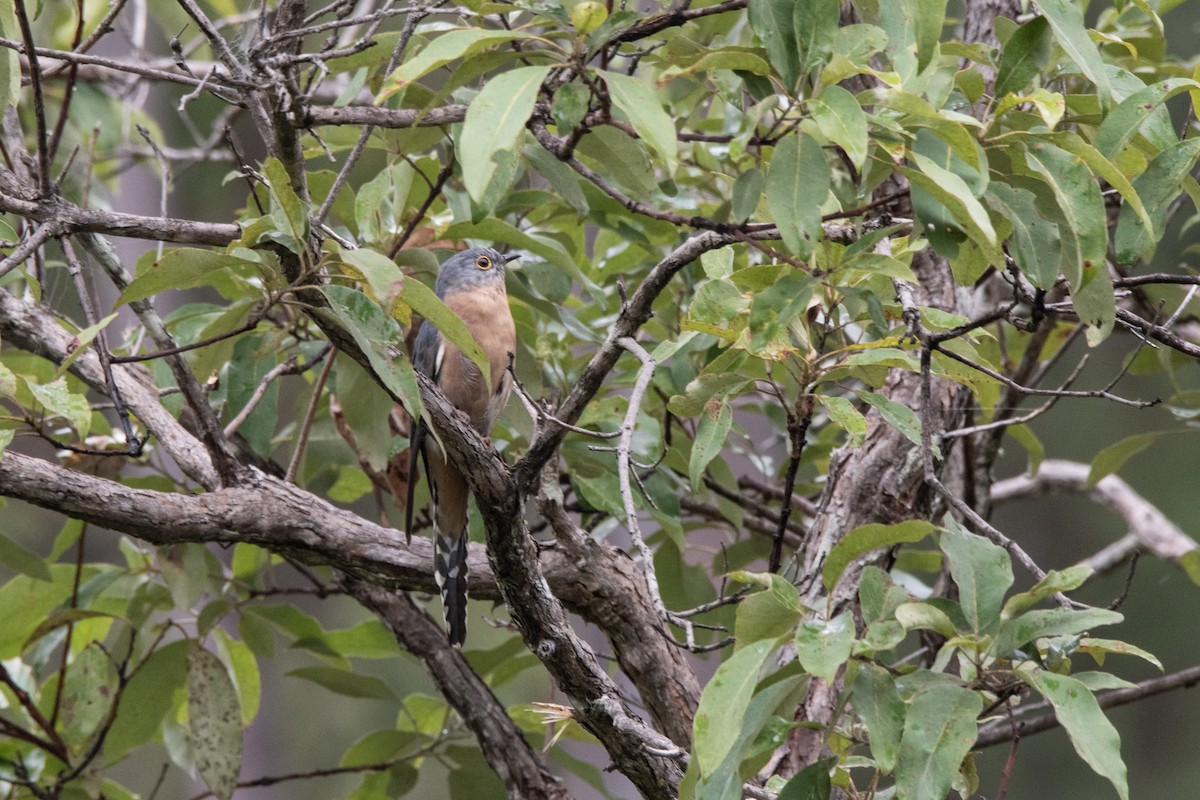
[991,459,1199,571]
[0,192,240,246]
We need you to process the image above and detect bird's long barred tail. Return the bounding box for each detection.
[434,531,470,645]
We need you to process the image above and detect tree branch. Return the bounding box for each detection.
[0,193,240,246]
[976,664,1200,748]
[991,459,1198,570]
[346,579,573,800]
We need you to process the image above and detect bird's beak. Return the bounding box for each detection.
[502,253,521,265]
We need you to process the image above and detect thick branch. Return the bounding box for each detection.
[346,580,572,800]
[0,286,217,487]
[0,193,239,246]
[0,439,685,797]
[418,384,688,799]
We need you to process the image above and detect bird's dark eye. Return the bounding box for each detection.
[475,255,492,270]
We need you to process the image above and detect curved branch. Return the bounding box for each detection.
[991,459,1199,571]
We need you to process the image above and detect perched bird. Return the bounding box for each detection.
[405,247,518,645]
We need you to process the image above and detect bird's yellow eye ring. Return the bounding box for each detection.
[475,255,492,270]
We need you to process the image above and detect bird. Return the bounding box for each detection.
[405,246,518,645]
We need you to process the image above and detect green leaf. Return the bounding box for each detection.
[317,285,424,421]
[1094,79,1199,159]
[731,168,764,222]
[323,619,403,660]
[25,377,92,439]
[187,643,244,800]
[602,71,678,176]
[355,162,415,245]
[894,602,957,637]
[1017,142,1110,344]
[689,397,733,492]
[115,249,257,308]
[696,673,808,800]
[986,181,1062,289]
[903,152,998,260]
[1078,637,1163,670]
[693,638,778,776]
[461,66,552,209]
[224,336,278,456]
[766,132,830,261]
[1002,565,1093,619]
[341,730,415,767]
[669,373,752,417]
[895,685,982,800]
[398,275,492,385]
[0,533,52,582]
[853,664,905,772]
[858,389,923,448]
[1025,669,1128,799]
[817,395,867,447]
[940,519,1013,634]
[287,666,399,700]
[734,574,803,648]
[106,640,189,760]
[378,29,537,98]
[749,0,799,88]
[1180,550,1200,587]
[0,1,20,109]
[996,16,1052,96]
[809,86,868,169]
[54,312,120,379]
[793,0,837,77]
[1088,431,1164,487]
[794,612,854,682]
[576,124,658,197]
[214,629,262,726]
[262,157,309,255]
[910,0,948,72]
[337,247,404,305]
[551,81,589,130]
[60,643,116,752]
[748,273,815,356]
[1030,131,1153,245]
[1034,0,1112,107]
[993,608,1123,657]
[1115,139,1200,263]
[777,757,834,800]
[823,520,936,592]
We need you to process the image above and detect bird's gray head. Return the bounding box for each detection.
[435,247,518,296]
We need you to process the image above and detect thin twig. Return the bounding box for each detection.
[286,346,336,482]
[60,235,144,454]
[13,0,51,196]
[312,6,426,228]
[223,348,330,438]
[933,344,1157,408]
[614,338,671,621]
[0,222,58,279]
